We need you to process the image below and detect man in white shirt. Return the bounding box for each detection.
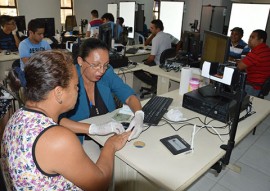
[144,19,171,65]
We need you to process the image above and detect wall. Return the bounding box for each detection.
[17,0,61,32]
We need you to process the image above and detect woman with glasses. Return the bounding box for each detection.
[60,38,144,143]
[0,15,20,51]
[1,50,131,190]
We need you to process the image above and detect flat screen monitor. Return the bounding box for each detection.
[201,30,230,64]
[99,22,113,49]
[36,18,55,38]
[14,16,26,33]
[182,31,201,60]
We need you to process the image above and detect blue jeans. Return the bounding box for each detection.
[245,84,260,97]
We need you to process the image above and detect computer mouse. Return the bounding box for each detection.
[5,51,11,55]
[138,47,144,50]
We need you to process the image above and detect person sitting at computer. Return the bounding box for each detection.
[19,19,51,70]
[229,27,250,61]
[1,49,131,190]
[0,15,20,51]
[237,29,270,97]
[144,19,171,65]
[60,38,144,143]
[101,13,122,40]
[85,9,103,38]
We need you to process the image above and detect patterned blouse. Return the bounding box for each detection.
[1,107,82,190]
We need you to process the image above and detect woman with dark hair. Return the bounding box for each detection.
[1,50,130,190]
[60,38,144,143]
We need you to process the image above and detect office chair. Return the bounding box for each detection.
[135,48,177,99]
[134,32,145,45]
[252,76,270,135]
[159,48,177,69]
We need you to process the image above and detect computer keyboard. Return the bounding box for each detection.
[142,96,173,126]
[126,47,138,54]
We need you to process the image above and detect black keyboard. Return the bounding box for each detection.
[126,47,138,54]
[142,96,173,126]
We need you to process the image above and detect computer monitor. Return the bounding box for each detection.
[201,30,230,64]
[36,18,55,38]
[65,15,77,32]
[14,16,26,33]
[99,22,113,49]
[182,31,201,61]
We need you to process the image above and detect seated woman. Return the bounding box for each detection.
[1,50,131,190]
[60,38,144,142]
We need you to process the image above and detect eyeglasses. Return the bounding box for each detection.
[83,59,109,71]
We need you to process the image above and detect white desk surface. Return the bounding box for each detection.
[82,90,270,191]
[0,52,20,62]
[113,63,148,75]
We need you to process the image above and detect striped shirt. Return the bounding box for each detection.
[242,43,270,90]
[229,39,250,59]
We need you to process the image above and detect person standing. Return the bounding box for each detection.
[237,29,270,96]
[18,19,51,70]
[85,10,103,38]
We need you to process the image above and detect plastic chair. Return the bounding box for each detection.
[134,32,145,45]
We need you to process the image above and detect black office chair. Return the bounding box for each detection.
[135,47,176,99]
[252,76,270,135]
[159,48,177,68]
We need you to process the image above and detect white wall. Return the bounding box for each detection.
[17,0,61,32]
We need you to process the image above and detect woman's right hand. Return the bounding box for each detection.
[105,131,131,152]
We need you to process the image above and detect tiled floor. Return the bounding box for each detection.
[186,113,270,191]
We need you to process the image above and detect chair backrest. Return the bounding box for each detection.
[258,76,270,98]
[134,32,145,45]
[159,48,176,67]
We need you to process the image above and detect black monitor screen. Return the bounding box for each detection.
[14,16,26,33]
[99,22,112,49]
[201,30,230,64]
[182,31,201,60]
[36,18,55,38]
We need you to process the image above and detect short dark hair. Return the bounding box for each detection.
[151,19,164,31]
[91,10,99,18]
[24,50,74,102]
[28,19,45,33]
[117,17,124,26]
[231,27,244,36]
[101,13,114,22]
[79,38,109,60]
[0,15,15,27]
[253,29,267,43]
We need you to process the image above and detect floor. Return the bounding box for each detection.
[186,95,270,191]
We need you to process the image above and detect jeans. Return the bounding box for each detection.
[245,84,260,97]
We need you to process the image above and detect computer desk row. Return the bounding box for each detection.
[81,89,270,191]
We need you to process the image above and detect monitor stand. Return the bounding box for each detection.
[198,84,218,97]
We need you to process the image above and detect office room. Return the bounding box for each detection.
[1,0,270,190]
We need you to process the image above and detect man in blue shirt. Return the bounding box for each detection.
[229,27,250,61]
[19,19,51,70]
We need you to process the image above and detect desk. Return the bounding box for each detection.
[125,45,150,63]
[82,90,270,191]
[114,64,148,91]
[0,52,20,81]
[143,65,202,95]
